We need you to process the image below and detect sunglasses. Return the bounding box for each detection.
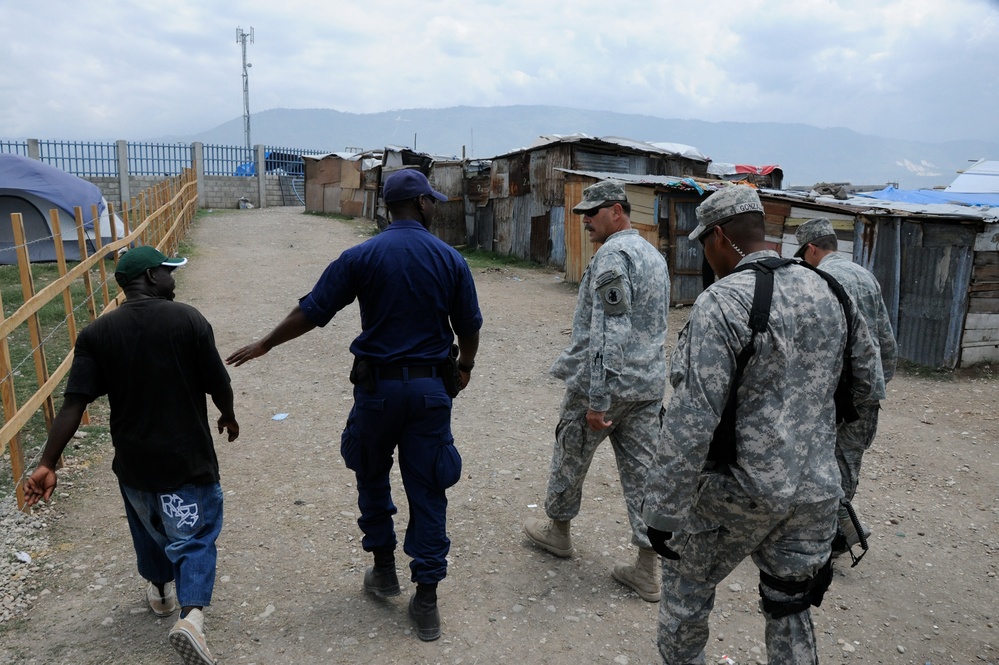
[582,202,616,217]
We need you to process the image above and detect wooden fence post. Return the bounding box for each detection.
[0,281,26,508]
[11,212,55,431]
[90,204,110,308]
[74,208,98,323]
[49,209,88,428]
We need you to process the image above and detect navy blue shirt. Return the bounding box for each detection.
[299,219,482,364]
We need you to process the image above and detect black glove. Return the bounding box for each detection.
[647,527,680,560]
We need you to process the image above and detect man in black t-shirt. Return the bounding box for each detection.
[25,246,239,665]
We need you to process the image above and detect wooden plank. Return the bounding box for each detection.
[974,232,999,252]
[0,272,25,508]
[962,328,999,344]
[974,251,998,266]
[965,312,999,329]
[788,209,855,225]
[764,201,791,217]
[12,213,55,430]
[960,344,999,366]
[968,298,999,314]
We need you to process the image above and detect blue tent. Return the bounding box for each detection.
[0,154,121,264]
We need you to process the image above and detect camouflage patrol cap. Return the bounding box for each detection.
[572,180,628,214]
[689,186,764,241]
[794,217,837,257]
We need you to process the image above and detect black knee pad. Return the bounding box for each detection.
[758,556,833,619]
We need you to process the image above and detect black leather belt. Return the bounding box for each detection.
[377,365,439,380]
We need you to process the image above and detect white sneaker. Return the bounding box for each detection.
[146,581,178,617]
[169,608,216,665]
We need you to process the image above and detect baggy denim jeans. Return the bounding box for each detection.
[119,480,224,608]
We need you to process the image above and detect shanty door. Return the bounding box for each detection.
[666,197,703,305]
[896,221,975,368]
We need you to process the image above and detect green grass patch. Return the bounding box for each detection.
[457,247,543,271]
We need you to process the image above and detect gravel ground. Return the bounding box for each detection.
[1,207,997,665]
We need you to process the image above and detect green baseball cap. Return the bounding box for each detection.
[115,246,187,285]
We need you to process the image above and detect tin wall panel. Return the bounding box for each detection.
[430,163,464,199]
[896,222,973,368]
[574,150,629,173]
[476,204,494,252]
[432,201,465,246]
[530,147,572,206]
[492,197,514,255]
[510,195,544,259]
[670,198,703,304]
[549,206,566,268]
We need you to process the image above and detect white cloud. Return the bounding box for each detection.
[1,0,998,143]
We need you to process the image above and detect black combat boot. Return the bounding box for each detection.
[408,582,440,641]
[363,548,400,598]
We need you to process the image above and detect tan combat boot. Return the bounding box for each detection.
[523,518,573,557]
[839,514,871,548]
[612,547,660,602]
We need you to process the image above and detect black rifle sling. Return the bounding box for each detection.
[707,257,790,465]
[706,257,858,468]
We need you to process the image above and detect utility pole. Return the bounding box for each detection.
[236,26,254,152]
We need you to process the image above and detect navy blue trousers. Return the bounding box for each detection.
[340,372,462,584]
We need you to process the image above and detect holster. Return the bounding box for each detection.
[349,356,376,392]
[441,344,461,398]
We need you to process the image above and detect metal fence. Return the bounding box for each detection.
[128,142,192,176]
[38,140,117,177]
[204,143,254,176]
[0,140,331,179]
[0,140,29,156]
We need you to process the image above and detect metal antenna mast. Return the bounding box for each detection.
[236,26,254,151]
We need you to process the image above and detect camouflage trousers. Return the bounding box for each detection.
[836,400,881,503]
[544,391,663,548]
[658,472,838,665]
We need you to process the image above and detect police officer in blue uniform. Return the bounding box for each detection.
[227,169,482,642]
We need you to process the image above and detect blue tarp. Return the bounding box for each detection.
[856,185,999,208]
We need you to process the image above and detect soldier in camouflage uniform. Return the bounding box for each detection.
[523,180,670,602]
[796,217,898,553]
[642,187,882,664]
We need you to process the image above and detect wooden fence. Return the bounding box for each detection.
[1,168,197,509]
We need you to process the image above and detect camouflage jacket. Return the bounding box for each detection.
[642,250,883,531]
[818,252,897,395]
[550,229,670,412]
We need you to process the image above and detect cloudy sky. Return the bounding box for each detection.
[2,0,998,144]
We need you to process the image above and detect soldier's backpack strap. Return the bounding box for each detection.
[705,257,860,470]
[706,257,794,467]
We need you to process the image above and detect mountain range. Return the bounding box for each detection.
[166,105,997,190]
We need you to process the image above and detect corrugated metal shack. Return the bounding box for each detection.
[477,135,710,269]
[303,150,382,218]
[762,189,999,369]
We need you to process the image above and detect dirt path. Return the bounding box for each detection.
[1,207,997,664]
